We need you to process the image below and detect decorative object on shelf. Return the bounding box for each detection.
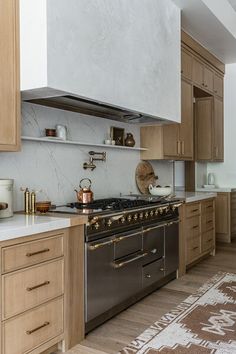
[45,128,56,137]
[207,172,215,186]
[149,185,172,196]
[75,178,94,203]
[104,139,115,145]
[125,133,135,147]
[110,126,125,146]
[56,124,67,140]
[83,151,106,170]
[20,187,42,214]
[0,179,14,219]
[36,201,52,213]
[135,161,158,194]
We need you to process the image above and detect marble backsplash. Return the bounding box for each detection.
[0,103,175,211]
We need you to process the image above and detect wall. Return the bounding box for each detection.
[0,103,178,211]
[206,64,236,187]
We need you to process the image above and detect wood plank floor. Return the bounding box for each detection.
[65,240,236,354]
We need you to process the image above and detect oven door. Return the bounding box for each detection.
[143,223,165,264]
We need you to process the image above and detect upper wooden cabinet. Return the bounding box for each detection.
[141,80,193,161]
[0,0,20,152]
[181,49,192,81]
[213,73,224,98]
[192,57,214,93]
[195,97,224,162]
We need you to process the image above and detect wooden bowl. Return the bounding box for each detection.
[36,201,52,213]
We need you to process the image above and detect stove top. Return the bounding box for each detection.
[53,197,181,215]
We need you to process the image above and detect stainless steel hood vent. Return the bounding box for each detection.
[22,90,166,124]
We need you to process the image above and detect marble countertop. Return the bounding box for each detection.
[175,191,217,203]
[0,214,72,242]
[196,187,236,193]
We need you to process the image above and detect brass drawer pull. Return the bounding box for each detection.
[207,205,213,208]
[207,220,213,224]
[26,281,50,292]
[26,321,50,335]
[192,225,199,229]
[191,209,199,212]
[192,246,199,250]
[207,238,213,242]
[26,248,50,257]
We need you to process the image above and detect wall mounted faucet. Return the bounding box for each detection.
[83,151,106,170]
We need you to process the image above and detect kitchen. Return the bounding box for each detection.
[0,0,236,354]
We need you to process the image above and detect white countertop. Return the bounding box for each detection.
[197,187,236,193]
[0,214,70,242]
[175,191,217,203]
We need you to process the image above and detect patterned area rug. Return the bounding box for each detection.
[119,272,236,354]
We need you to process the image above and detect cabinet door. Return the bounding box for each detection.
[214,73,223,98]
[181,49,192,81]
[163,124,180,158]
[204,66,214,92]
[0,0,20,151]
[192,58,204,88]
[179,80,193,160]
[213,98,224,161]
[215,193,230,242]
[195,97,213,161]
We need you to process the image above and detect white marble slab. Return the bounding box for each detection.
[175,191,217,203]
[0,214,70,242]
[197,187,236,193]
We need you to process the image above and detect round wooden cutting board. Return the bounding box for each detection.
[135,161,158,194]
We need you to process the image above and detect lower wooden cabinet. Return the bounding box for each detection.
[179,198,215,275]
[215,192,236,243]
[0,226,85,354]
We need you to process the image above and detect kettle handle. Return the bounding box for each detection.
[79,178,92,189]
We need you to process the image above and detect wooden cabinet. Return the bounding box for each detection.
[214,73,223,98]
[181,49,192,81]
[0,0,20,151]
[0,226,85,354]
[195,97,224,161]
[215,192,236,243]
[192,57,214,93]
[179,198,215,274]
[141,80,193,161]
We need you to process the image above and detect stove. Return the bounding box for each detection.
[53,197,182,241]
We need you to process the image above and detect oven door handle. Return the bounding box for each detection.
[113,252,148,269]
[88,239,114,251]
[114,230,142,243]
[143,224,164,233]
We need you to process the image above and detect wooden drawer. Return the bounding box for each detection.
[202,213,214,233]
[2,297,63,354]
[202,230,214,252]
[186,216,200,239]
[202,200,214,214]
[2,259,64,320]
[186,236,200,264]
[142,258,164,288]
[2,235,64,273]
[185,203,201,218]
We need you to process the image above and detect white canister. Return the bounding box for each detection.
[56,125,67,140]
[0,179,14,218]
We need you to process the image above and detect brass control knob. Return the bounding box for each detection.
[94,222,100,230]
[120,216,126,223]
[145,212,149,218]
[133,213,138,221]
[89,216,99,226]
[139,212,144,219]
[127,215,132,222]
[155,209,159,216]
[150,210,154,217]
[107,219,112,227]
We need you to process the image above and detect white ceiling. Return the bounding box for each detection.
[172,0,236,63]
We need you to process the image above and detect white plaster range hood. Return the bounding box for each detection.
[20,0,181,124]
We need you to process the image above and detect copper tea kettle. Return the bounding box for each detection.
[75,178,93,204]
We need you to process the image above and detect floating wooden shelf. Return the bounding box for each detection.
[21,136,148,151]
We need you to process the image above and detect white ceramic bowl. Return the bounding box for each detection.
[149,185,172,196]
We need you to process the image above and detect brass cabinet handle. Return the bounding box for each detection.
[88,239,113,251]
[145,274,151,278]
[26,281,50,292]
[26,321,50,335]
[113,252,148,269]
[207,238,213,242]
[191,209,198,213]
[26,248,50,257]
[181,141,185,155]
[192,246,199,250]
[160,267,165,272]
[177,141,181,155]
[192,225,199,229]
[207,205,213,209]
[207,220,213,224]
